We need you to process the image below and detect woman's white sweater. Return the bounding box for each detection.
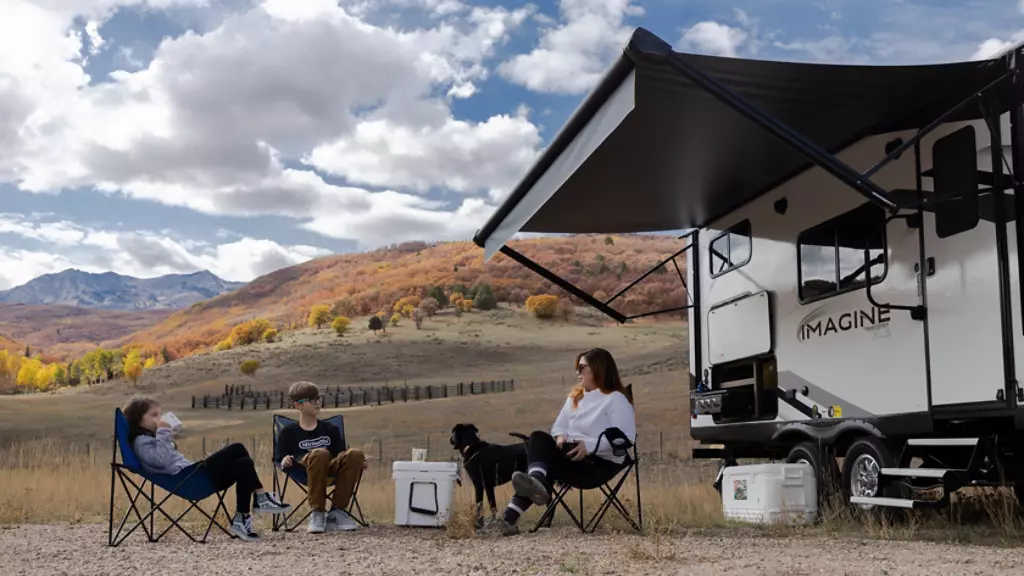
[550,388,636,463]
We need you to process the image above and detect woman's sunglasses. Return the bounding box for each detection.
[576,362,589,373]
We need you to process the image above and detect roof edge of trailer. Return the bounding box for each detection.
[471,42,641,251]
[473,26,1019,257]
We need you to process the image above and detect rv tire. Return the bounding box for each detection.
[786,441,840,509]
[841,435,906,514]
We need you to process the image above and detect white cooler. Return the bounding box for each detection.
[393,461,460,527]
[721,463,817,525]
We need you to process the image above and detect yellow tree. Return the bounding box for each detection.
[124,349,143,387]
[309,305,332,329]
[332,316,351,336]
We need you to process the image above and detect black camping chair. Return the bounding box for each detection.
[530,425,643,534]
[270,414,368,532]
[108,408,236,546]
[517,383,643,534]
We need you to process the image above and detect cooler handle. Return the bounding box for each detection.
[409,481,439,516]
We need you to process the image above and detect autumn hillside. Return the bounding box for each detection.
[118,234,689,356]
[0,305,173,357]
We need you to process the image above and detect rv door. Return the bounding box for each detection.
[924,124,1006,408]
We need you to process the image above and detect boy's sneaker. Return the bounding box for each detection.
[307,510,327,534]
[253,491,292,514]
[326,508,359,531]
[231,513,260,542]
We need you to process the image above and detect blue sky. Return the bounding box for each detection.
[0,0,1021,289]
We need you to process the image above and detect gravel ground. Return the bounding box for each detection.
[2,523,1023,576]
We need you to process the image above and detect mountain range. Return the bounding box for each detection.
[0,269,246,311]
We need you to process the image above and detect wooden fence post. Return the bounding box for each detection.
[191,396,195,408]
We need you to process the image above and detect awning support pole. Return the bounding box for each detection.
[862,72,1013,180]
[498,245,627,323]
[605,243,692,307]
[662,53,900,214]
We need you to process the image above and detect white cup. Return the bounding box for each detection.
[412,448,427,462]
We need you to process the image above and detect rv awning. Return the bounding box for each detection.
[474,27,1012,261]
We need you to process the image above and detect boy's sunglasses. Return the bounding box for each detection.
[296,396,323,405]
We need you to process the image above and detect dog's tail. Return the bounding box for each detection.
[508,432,530,443]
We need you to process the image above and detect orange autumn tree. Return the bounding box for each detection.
[526,295,559,319]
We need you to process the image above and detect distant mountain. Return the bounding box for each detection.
[0,270,247,311]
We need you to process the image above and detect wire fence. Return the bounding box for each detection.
[191,379,514,410]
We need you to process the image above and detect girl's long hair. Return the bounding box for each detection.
[568,348,633,408]
[123,396,160,443]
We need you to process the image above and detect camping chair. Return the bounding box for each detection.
[529,427,643,534]
[528,384,643,534]
[271,414,368,532]
[108,408,235,546]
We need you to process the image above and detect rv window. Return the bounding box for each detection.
[932,125,980,238]
[709,220,752,278]
[798,203,887,303]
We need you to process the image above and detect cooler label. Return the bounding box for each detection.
[733,478,747,501]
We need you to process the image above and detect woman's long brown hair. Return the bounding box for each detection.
[568,348,633,408]
[123,396,160,443]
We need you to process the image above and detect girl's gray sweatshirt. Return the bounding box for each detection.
[132,427,192,475]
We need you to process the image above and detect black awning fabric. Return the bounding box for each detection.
[475,27,1010,246]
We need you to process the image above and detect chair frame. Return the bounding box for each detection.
[529,433,643,534]
[270,414,369,532]
[107,409,236,547]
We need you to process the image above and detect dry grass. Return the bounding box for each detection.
[4,435,1024,549]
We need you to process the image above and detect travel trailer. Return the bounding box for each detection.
[473,27,1024,512]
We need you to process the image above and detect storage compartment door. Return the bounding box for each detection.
[708,291,772,365]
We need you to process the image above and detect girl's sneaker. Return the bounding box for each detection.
[253,491,292,514]
[231,513,260,542]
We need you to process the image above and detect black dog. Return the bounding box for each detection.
[450,423,532,528]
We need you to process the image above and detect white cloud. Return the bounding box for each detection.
[305,107,542,198]
[498,0,644,95]
[971,30,1024,60]
[0,214,331,286]
[677,21,748,57]
[0,0,543,253]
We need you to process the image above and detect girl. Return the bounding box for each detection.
[496,347,636,536]
[123,396,291,542]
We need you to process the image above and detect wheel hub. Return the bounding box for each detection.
[850,453,880,505]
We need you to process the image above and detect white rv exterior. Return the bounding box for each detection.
[690,113,1017,432]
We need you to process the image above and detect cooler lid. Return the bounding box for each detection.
[393,461,459,473]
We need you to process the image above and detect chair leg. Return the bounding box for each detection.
[348,470,369,527]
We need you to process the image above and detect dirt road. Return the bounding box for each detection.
[1,523,1020,576]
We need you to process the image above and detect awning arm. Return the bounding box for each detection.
[497,231,696,324]
[498,245,627,323]
[862,71,1013,181]
[604,242,693,307]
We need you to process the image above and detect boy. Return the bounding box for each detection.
[275,381,367,534]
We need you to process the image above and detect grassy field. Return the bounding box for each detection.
[3,307,1024,549]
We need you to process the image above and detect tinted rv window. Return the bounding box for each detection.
[709,220,752,278]
[798,203,887,303]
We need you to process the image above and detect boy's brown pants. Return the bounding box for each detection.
[300,448,366,512]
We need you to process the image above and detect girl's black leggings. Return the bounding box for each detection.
[202,442,262,514]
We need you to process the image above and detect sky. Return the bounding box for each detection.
[1,0,1023,289]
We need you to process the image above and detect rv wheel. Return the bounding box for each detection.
[841,435,901,511]
[786,441,840,507]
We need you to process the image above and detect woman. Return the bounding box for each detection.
[123,396,291,542]
[497,348,636,536]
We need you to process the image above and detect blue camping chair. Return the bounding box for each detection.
[271,414,368,531]
[107,408,235,546]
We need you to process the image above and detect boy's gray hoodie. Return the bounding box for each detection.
[132,427,192,475]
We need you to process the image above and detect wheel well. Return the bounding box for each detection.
[771,423,882,458]
[833,429,875,459]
